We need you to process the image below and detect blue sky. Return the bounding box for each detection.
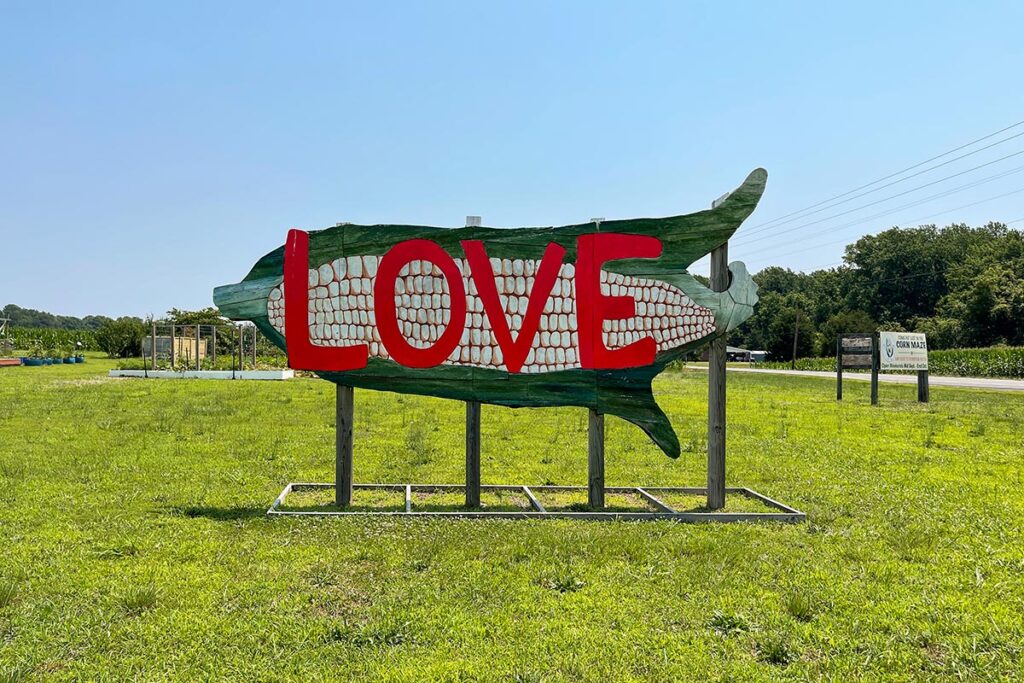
[2,1,1023,318]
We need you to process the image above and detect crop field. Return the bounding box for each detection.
[1,356,1022,681]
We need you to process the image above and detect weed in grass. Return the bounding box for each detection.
[757,634,795,666]
[969,420,988,437]
[121,584,158,614]
[0,580,17,609]
[537,568,585,594]
[784,591,815,622]
[93,537,139,559]
[328,619,415,648]
[892,524,939,562]
[709,610,749,636]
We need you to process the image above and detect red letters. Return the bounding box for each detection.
[283,229,369,371]
[374,239,468,368]
[576,233,663,369]
[284,229,664,373]
[461,240,566,374]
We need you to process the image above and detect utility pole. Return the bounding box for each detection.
[791,309,801,370]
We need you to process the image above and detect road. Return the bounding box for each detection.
[685,366,1024,392]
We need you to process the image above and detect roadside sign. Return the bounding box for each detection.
[837,333,878,404]
[837,332,929,404]
[879,332,928,371]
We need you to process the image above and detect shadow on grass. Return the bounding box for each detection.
[165,505,269,521]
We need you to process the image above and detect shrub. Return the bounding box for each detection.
[96,318,147,358]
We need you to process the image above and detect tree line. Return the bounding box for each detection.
[730,222,1024,359]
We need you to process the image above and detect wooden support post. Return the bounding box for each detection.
[463,216,483,510]
[836,337,843,401]
[151,323,157,368]
[707,242,728,510]
[170,324,175,369]
[195,324,201,370]
[465,401,481,507]
[870,334,880,406]
[917,370,929,403]
[336,385,354,507]
[588,409,605,510]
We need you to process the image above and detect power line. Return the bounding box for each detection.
[744,118,1024,233]
[734,148,1024,248]
[740,182,1024,264]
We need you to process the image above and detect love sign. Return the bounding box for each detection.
[214,169,766,457]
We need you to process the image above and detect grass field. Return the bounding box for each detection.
[1,356,1023,681]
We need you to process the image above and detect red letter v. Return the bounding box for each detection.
[461,240,567,374]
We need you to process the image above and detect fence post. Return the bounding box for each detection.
[170,324,176,369]
[195,324,201,370]
[917,369,929,403]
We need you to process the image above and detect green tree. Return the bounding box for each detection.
[95,318,146,358]
[815,310,877,356]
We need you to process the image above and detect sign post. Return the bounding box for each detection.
[336,384,354,507]
[707,193,731,511]
[465,216,483,508]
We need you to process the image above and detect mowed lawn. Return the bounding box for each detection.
[1,356,1022,681]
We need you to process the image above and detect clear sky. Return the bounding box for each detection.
[3,1,1023,318]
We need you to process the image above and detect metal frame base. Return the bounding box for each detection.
[268,483,805,523]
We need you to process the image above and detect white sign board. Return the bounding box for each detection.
[879,332,928,371]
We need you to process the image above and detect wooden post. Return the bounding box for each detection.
[151,323,157,368]
[465,401,481,507]
[463,216,483,509]
[870,334,880,406]
[917,370,929,403]
[252,326,257,367]
[238,326,244,371]
[588,409,605,509]
[336,384,354,507]
[836,336,843,401]
[212,326,217,364]
[195,324,201,370]
[707,242,728,510]
[170,324,175,369]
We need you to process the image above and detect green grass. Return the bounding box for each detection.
[1,354,1023,680]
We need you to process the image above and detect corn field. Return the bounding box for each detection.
[762,346,1024,379]
[5,327,98,353]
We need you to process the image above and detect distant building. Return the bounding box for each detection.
[699,346,756,362]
